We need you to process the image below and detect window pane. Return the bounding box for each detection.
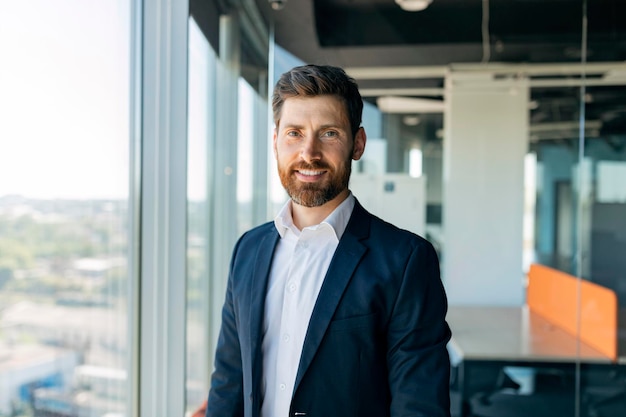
[186,16,215,413]
[0,1,133,416]
[237,78,255,235]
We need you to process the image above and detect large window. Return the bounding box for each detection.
[186,16,216,412]
[184,7,271,415]
[0,1,133,416]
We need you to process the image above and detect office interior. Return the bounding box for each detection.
[0,0,625,416]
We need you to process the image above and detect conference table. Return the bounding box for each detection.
[446,306,622,417]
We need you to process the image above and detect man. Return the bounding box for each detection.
[205,64,451,417]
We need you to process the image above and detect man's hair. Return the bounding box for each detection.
[272,64,363,137]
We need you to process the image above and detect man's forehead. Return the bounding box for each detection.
[280,95,349,122]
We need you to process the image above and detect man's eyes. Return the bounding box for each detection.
[284,130,340,138]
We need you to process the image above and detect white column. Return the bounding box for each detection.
[140,0,189,416]
[443,73,528,306]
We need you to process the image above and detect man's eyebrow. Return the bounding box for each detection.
[280,123,304,129]
[279,123,347,131]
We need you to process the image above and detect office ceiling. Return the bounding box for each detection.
[253,0,626,144]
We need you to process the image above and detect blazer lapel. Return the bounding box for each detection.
[293,201,371,393]
[248,228,280,395]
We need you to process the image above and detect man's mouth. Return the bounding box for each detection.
[294,168,327,181]
[297,169,325,177]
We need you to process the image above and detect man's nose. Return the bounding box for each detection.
[300,135,322,163]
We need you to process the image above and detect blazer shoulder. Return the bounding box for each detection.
[230,220,277,259]
[355,202,433,251]
[239,220,276,241]
[375,217,435,256]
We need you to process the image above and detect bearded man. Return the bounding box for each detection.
[205,64,452,417]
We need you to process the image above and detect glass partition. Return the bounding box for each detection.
[576,1,626,414]
[532,85,585,275]
[186,16,216,413]
[0,1,134,416]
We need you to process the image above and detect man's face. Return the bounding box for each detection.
[273,95,366,208]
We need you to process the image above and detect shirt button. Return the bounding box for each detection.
[283,334,290,342]
[288,282,297,292]
[279,383,286,390]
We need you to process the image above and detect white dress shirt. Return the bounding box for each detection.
[260,193,355,417]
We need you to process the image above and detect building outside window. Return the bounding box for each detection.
[0,1,134,416]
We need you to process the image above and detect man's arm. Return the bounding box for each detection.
[387,238,452,417]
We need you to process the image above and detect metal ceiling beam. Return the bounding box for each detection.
[346,62,626,81]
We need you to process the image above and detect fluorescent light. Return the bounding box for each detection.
[409,148,423,178]
[377,96,444,113]
[403,116,421,126]
[395,0,433,12]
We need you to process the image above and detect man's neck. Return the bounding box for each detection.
[291,190,350,230]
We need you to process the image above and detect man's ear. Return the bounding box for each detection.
[352,127,367,161]
[272,127,278,158]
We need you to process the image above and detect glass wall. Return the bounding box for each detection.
[576,3,626,414]
[530,4,626,415]
[184,4,270,415]
[186,16,216,413]
[0,1,134,416]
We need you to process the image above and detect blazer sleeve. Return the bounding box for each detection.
[387,238,452,417]
[206,241,245,417]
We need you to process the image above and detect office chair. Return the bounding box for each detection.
[469,368,576,417]
[583,367,626,417]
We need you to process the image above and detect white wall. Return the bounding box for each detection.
[443,74,528,306]
[351,173,426,236]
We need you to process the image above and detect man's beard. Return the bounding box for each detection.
[278,159,352,208]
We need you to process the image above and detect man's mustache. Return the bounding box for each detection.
[291,162,330,171]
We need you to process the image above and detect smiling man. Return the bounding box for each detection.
[205,64,451,417]
[274,92,365,227]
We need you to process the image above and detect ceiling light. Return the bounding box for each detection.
[395,0,433,12]
[604,69,626,80]
[377,96,444,113]
[268,0,286,11]
[403,116,421,126]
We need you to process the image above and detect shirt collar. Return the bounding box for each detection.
[273,193,355,241]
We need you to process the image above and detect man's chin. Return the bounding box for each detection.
[290,192,328,208]
[288,185,347,208]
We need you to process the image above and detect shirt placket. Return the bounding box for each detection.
[274,235,308,414]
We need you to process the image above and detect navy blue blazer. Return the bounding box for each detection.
[206,199,451,417]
